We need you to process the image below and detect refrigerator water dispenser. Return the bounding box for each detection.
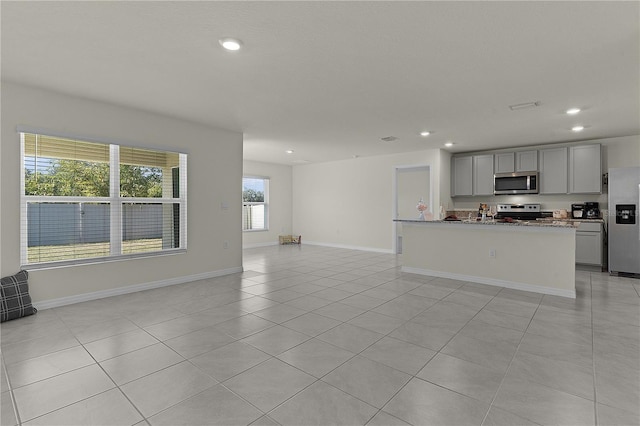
[616,204,636,225]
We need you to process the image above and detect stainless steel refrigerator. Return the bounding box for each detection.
[608,167,640,275]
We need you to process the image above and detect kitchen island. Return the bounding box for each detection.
[397,219,579,298]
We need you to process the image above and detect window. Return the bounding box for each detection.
[21,132,187,267]
[242,176,268,231]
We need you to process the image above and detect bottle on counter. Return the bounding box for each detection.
[478,203,488,221]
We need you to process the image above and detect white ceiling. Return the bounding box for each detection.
[2,1,639,165]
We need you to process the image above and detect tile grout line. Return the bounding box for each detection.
[478,293,543,426]
[340,284,504,424]
[278,275,539,423]
[4,307,85,424]
[85,335,158,425]
[1,356,22,426]
[342,284,508,424]
[112,259,402,423]
[590,272,599,426]
[245,272,436,424]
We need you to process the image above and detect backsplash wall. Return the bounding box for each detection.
[452,193,606,212]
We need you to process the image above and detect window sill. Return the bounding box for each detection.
[21,248,187,271]
[243,229,269,233]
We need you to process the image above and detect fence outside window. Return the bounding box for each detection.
[242,176,268,231]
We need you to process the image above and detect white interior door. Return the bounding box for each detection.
[394,166,431,254]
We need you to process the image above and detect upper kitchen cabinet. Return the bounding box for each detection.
[494,150,537,173]
[515,150,538,172]
[569,144,601,194]
[494,153,515,173]
[473,154,494,195]
[452,156,473,196]
[539,147,568,194]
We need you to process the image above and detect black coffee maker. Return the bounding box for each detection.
[571,203,585,219]
[585,202,600,219]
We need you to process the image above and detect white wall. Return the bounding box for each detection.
[439,149,453,211]
[292,149,445,252]
[602,135,640,169]
[402,222,576,298]
[1,82,244,304]
[242,160,293,248]
[452,135,640,211]
[397,168,431,219]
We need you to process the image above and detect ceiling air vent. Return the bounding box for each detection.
[509,101,541,111]
[380,136,399,142]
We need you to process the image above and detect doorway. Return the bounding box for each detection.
[393,165,432,254]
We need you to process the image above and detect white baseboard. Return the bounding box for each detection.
[402,266,576,299]
[33,266,244,310]
[303,240,394,254]
[243,242,279,249]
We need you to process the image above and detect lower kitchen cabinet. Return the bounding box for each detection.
[575,222,603,266]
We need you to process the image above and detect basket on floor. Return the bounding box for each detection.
[279,235,301,245]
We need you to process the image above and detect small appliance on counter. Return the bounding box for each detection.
[571,203,585,219]
[572,202,601,219]
[552,209,569,219]
[585,202,600,219]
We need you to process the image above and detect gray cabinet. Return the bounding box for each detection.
[473,155,494,195]
[495,150,538,174]
[516,150,538,172]
[539,147,568,194]
[452,156,473,196]
[453,143,600,197]
[494,153,515,174]
[569,144,601,194]
[575,222,603,266]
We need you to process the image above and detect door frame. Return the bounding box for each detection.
[392,164,433,254]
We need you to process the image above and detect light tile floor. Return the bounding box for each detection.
[1,245,639,425]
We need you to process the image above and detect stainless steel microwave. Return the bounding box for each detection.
[494,171,539,195]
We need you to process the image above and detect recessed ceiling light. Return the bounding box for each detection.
[420,131,431,137]
[444,142,454,147]
[219,38,243,51]
[572,125,585,132]
[566,108,581,115]
[285,150,294,154]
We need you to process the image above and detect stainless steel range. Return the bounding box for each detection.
[494,204,545,221]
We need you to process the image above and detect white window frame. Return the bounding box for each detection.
[242,175,269,232]
[20,131,188,269]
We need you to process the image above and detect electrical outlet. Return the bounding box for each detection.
[489,249,496,258]
[223,241,229,249]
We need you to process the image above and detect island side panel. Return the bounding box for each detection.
[401,222,576,298]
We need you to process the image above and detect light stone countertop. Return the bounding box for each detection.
[394,218,579,228]
[535,217,605,223]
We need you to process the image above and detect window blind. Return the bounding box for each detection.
[21,132,187,268]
